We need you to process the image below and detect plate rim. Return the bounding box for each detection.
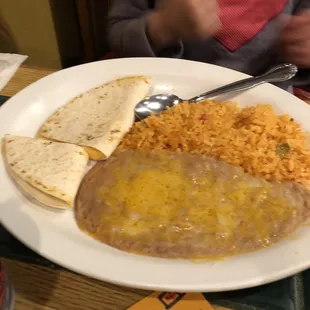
[1,57,310,292]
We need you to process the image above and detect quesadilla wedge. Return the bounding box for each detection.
[2,135,89,209]
[38,76,151,160]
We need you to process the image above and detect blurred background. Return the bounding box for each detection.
[0,0,112,69]
[0,0,309,95]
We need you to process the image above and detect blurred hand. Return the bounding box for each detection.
[147,0,221,49]
[281,10,310,68]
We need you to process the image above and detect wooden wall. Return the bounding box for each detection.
[0,0,112,68]
[0,0,62,68]
[75,0,112,62]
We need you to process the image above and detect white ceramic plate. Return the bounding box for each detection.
[1,58,310,292]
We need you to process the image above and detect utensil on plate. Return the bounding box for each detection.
[135,63,298,120]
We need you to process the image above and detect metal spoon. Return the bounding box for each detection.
[135,63,298,120]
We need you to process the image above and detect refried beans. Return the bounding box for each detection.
[74,150,310,259]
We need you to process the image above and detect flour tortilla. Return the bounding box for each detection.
[2,135,89,209]
[38,76,151,160]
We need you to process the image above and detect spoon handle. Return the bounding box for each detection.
[188,63,298,103]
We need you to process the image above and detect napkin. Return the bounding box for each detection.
[128,292,214,310]
[0,53,28,91]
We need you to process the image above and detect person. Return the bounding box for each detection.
[107,0,310,82]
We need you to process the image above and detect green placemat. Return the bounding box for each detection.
[0,95,9,106]
[0,95,309,310]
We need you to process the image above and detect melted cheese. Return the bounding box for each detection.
[83,146,105,160]
[97,156,294,250]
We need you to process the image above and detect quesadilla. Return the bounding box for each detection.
[2,135,89,209]
[38,76,151,160]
